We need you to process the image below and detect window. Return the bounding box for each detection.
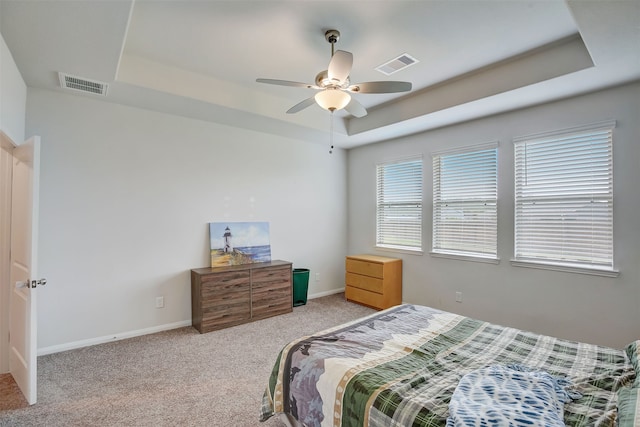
[376,156,423,252]
[513,121,615,274]
[432,143,498,260]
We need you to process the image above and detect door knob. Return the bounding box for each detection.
[28,278,47,288]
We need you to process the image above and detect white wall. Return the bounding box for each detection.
[0,33,26,143]
[26,88,348,352]
[348,82,640,349]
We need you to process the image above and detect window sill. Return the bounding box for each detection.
[430,251,500,264]
[375,245,423,256]
[510,259,619,277]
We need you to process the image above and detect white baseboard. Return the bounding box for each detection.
[37,320,192,356]
[307,287,345,300]
[37,288,346,356]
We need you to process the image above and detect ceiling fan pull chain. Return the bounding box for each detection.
[329,112,334,154]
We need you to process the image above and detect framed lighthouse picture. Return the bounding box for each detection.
[209,221,272,267]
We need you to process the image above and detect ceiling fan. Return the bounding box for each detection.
[256,29,412,118]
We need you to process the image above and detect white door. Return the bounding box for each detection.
[9,136,40,405]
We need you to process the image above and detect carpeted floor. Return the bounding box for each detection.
[0,374,28,411]
[0,293,375,426]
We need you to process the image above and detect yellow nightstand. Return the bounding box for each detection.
[345,254,402,310]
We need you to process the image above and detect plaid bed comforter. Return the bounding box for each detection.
[260,304,637,427]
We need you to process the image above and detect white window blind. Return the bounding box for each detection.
[376,157,423,251]
[432,143,498,259]
[513,121,614,270]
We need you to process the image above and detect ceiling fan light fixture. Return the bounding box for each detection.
[256,29,410,118]
[315,89,351,112]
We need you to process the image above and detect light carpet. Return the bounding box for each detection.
[0,293,375,427]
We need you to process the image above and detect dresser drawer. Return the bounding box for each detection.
[252,297,291,320]
[252,279,291,306]
[252,265,290,287]
[345,272,383,293]
[346,258,384,278]
[200,300,251,332]
[201,284,250,310]
[201,271,250,292]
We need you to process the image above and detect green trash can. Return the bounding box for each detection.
[292,268,310,307]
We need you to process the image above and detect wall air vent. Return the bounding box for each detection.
[58,73,108,96]
[375,53,419,76]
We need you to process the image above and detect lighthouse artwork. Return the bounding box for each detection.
[209,222,271,267]
[223,226,233,253]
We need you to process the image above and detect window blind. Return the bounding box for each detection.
[513,121,614,269]
[432,144,498,258]
[376,157,423,251]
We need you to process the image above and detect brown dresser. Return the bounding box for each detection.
[345,254,402,310]
[191,260,292,333]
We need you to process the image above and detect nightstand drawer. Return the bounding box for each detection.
[346,272,383,293]
[345,286,385,309]
[345,258,384,278]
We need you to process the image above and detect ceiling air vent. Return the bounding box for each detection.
[375,53,419,76]
[58,73,108,96]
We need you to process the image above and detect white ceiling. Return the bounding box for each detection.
[1,0,639,149]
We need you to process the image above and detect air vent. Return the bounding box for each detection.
[375,53,419,76]
[58,73,108,96]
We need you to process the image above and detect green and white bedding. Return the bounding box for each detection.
[260,304,638,427]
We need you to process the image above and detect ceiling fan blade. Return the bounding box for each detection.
[256,78,318,89]
[347,81,412,94]
[344,98,367,118]
[327,50,353,84]
[286,97,316,114]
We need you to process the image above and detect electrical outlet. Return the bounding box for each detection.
[315,273,320,282]
[156,296,164,308]
[455,292,463,303]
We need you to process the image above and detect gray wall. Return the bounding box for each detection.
[23,81,640,352]
[347,82,640,348]
[27,88,348,352]
[0,34,26,143]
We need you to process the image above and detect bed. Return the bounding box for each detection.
[260,304,639,427]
